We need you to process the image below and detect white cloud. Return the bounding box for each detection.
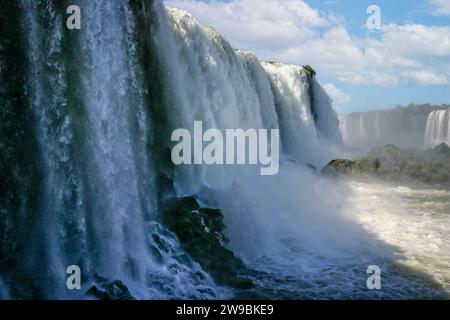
[429,0,450,15]
[323,83,352,104]
[166,0,450,87]
[166,0,328,52]
[400,70,449,85]
[290,23,450,87]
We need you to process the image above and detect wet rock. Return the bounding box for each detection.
[163,197,253,289]
[86,278,135,300]
[321,159,355,176]
[432,143,450,156]
[303,65,316,79]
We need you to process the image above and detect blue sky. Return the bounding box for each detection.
[166,0,450,113]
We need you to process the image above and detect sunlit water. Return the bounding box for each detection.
[347,181,450,296]
[234,178,450,300]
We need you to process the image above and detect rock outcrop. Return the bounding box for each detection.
[162,197,253,289]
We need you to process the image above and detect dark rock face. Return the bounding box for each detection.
[321,159,356,176]
[432,143,450,156]
[162,197,253,289]
[86,278,135,300]
[303,65,316,79]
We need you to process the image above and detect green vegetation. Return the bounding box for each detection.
[322,144,450,186]
[303,65,316,79]
[264,61,283,67]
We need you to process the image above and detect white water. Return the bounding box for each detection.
[347,181,450,295]
[261,62,333,165]
[11,0,220,299]
[155,7,267,193]
[156,7,352,256]
[210,174,450,299]
[154,6,449,300]
[154,7,341,192]
[311,78,343,147]
[155,5,350,261]
[425,109,450,148]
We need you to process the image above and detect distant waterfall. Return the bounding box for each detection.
[425,109,450,148]
[339,106,444,151]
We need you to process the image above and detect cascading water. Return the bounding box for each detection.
[339,106,443,151]
[261,62,340,166]
[1,0,220,300]
[424,109,450,148]
[1,0,448,300]
[375,113,382,141]
[154,7,270,193]
[311,78,343,147]
[261,62,322,164]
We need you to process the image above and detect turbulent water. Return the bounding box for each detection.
[340,107,449,151]
[425,109,450,149]
[0,0,449,300]
[346,181,450,297]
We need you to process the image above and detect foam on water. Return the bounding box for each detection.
[346,181,450,295]
[209,171,450,299]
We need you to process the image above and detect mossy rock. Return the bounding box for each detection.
[303,65,316,79]
[264,61,283,67]
[432,143,450,157]
[322,159,355,176]
[354,157,381,173]
[323,144,450,186]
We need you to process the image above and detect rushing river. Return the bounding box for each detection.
[228,176,450,300]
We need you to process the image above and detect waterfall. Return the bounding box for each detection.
[153,7,269,193]
[261,62,340,165]
[311,78,343,147]
[374,113,382,140]
[339,112,376,149]
[237,50,279,132]
[154,7,341,189]
[1,0,348,299]
[339,106,440,151]
[425,109,450,148]
[1,0,219,300]
[261,62,320,164]
[153,7,352,265]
